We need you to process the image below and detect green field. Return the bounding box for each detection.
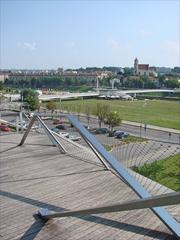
[103,136,146,151]
[121,136,147,144]
[132,153,180,191]
[54,99,180,130]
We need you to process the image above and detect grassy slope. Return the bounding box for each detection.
[55,99,180,129]
[133,153,180,191]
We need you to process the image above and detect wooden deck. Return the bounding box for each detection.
[0,132,179,240]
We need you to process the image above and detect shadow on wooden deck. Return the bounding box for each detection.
[0,190,175,240]
[0,169,105,184]
[0,144,19,154]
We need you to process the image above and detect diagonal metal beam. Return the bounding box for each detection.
[19,115,37,146]
[67,115,180,238]
[76,130,110,170]
[19,115,66,154]
[38,191,180,220]
[36,116,66,153]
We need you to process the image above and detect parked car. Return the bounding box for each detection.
[56,124,68,130]
[41,116,52,120]
[83,125,92,131]
[67,134,81,141]
[116,132,129,139]
[58,132,69,138]
[0,125,11,132]
[26,112,34,118]
[53,119,65,125]
[10,119,27,128]
[108,130,117,137]
[113,130,122,136]
[29,112,34,117]
[10,119,25,124]
[51,127,60,133]
[95,128,109,134]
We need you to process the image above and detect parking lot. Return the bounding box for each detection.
[1,112,179,170]
[41,118,179,169]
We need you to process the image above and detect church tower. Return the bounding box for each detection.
[134,58,139,75]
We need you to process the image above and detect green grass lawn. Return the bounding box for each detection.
[103,144,113,151]
[53,99,180,130]
[132,153,180,191]
[103,136,146,151]
[122,136,147,144]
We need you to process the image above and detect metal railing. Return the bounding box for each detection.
[18,114,180,237]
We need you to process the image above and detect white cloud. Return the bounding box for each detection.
[139,29,153,37]
[18,41,37,51]
[108,38,121,50]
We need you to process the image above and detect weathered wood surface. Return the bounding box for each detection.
[0,133,179,240]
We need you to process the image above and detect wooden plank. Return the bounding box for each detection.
[0,133,178,240]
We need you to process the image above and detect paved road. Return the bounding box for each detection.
[78,115,180,144]
[1,111,180,144]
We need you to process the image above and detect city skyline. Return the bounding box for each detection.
[0,0,180,69]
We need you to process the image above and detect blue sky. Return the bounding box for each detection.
[1,0,179,69]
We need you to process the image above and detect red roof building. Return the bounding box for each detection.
[134,58,157,77]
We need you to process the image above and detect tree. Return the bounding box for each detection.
[26,94,40,111]
[172,67,180,73]
[31,77,37,88]
[85,105,91,127]
[76,104,81,120]
[21,89,40,111]
[0,81,4,90]
[94,103,110,128]
[165,79,179,88]
[46,101,57,113]
[106,111,121,131]
[0,94,5,104]
[65,77,73,86]
[123,67,134,77]
[21,89,36,100]
[158,75,166,87]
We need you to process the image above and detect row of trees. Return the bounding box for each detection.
[93,103,121,130]
[4,74,179,91]
[123,77,157,89]
[116,76,179,89]
[45,100,121,131]
[20,88,122,131]
[4,76,98,89]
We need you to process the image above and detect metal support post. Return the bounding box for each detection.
[19,115,37,146]
[16,116,19,133]
[19,115,66,154]
[19,111,23,133]
[36,116,66,153]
